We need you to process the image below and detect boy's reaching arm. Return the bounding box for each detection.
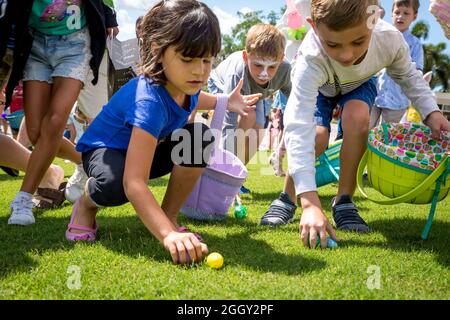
[284,56,337,248]
[284,58,325,196]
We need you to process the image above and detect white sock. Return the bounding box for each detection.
[15,191,33,201]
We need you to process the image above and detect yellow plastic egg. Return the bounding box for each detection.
[206,252,224,269]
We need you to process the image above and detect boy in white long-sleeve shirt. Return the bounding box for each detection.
[260,0,450,249]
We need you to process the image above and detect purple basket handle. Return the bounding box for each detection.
[209,94,228,142]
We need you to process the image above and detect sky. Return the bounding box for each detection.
[114,0,449,54]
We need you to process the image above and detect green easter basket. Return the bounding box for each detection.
[357,122,450,240]
[315,140,342,187]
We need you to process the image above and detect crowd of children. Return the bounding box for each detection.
[0,0,449,263]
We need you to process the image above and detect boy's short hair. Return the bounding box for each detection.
[392,0,420,14]
[245,24,285,59]
[311,0,379,31]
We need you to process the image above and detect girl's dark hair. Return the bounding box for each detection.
[140,0,221,84]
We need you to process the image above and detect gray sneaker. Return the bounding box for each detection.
[332,195,371,233]
[260,192,297,226]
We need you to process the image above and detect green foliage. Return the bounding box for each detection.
[412,21,450,92]
[412,21,429,40]
[216,9,283,65]
[103,0,114,9]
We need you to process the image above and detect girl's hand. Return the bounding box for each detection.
[163,231,208,264]
[227,79,261,116]
[424,111,450,140]
[300,206,338,249]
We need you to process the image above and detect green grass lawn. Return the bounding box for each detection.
[0,153,448,299]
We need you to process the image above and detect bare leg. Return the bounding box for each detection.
[338,100,370,199]
[21,77,82,194]
[369,104,381,129]
[23,81,81,164]
[236,110,257,164]
[17,118,32,148]
[0,134,64,188]
[58,137,82,164]
[67,181,98,234]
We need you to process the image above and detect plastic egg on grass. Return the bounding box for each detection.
[206,252,224,269]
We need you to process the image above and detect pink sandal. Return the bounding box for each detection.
[65,200,98,242]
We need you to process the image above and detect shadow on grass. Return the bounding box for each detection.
[0,213,326,279]
[0,174,22,182]
[148,176,169,187]
[338,218,449,267]
[230,189,448,268]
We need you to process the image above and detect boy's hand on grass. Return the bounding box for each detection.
[228,79,261,116]
[424,111,450,140]
[163,231,208,264]
[300,207,338,249]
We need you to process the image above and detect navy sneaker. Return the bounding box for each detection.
[0,166,19,177]
[332,195,371,233]
[240,185,251,194]
[260,192,297,226]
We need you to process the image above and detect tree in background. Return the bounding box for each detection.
[216,7,284,65]
[412,21,449,92]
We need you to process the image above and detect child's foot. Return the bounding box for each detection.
[332,195,371,233]
[39,164,65,190]
[33,165,66,209]
[66,198,97,242]
[269,152,285,177]
[65,163,88,203]
[68,193,97,231]
[260,192,296,226]
[240,185,251,194]
[8,192,35,225]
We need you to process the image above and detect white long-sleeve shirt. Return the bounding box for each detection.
[285,19,439,195]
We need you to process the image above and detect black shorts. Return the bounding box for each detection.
[82,122,214,207]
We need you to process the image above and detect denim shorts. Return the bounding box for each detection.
[23,28,92,84]
[315,77,377,131]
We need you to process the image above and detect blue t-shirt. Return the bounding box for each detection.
[273,91,287,113]
[76,75,200,153]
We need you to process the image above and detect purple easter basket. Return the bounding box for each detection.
[180,95,247,221]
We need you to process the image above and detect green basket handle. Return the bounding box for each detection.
[381,123,390,145]
[357,151,449,205]
[322,155,340,182]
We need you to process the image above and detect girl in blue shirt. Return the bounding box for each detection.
[66,0,260,265]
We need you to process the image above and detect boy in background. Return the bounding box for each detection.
[371,0,423,127]
[208,24,291,193]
